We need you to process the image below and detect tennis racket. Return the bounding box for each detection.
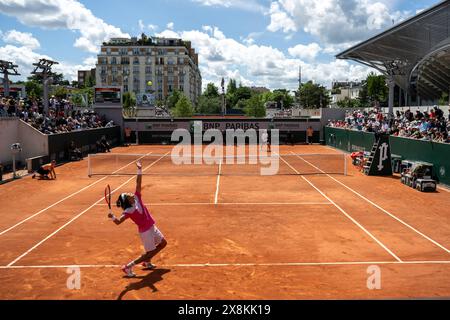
[105,184,112,214]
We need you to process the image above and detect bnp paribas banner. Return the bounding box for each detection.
[195,121,320,132]
[127,120,321,132]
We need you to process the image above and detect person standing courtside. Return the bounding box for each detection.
[307,126,314,145]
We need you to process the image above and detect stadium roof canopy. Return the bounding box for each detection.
[337,0,450,102]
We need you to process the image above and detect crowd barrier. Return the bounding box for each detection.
[325,127,450,186]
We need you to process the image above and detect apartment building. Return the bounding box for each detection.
[96,36,202,105]
[330,81,364,106]
[78,68,96,87]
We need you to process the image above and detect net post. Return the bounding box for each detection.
[88,154,92,177]
[344,153,347,176]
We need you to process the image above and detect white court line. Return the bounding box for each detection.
[214,160,222,205]
[0,152,152,237]
[278,154,402,263]
[95,202,333,206]
[2,260,450,269]
[292,152,450,255]
[7,152,170,267]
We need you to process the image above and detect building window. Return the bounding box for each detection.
[119,48,127,55]
[133,57,139,65]
[133,66,140,74]
[133,48,140,55]
[145,66,152,74]
[106,48,111,55]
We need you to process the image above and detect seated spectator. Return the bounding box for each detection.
[68,141,83,161]
[97,136,111,153]
[327,107,449,144]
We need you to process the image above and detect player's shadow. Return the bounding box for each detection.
[117,268,171,300]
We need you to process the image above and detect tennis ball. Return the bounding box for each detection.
[147,81,153,86]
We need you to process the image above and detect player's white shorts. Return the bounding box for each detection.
[139,225,164,252]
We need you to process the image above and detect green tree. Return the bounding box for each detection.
[197,95,221,114]
[272,89,294,108]
[123,92,136,108]
[366,72,388,105]
[83,75,96,88]
[166,90,182,109]
[226,79,238,108]
[244,95,266,118]
[298,81,331,109]
[204,83,220,98]
[235,85,252,102]
[438,92,449,105]
[25,81,43,99]
[52,86,69,99]
[173,94,194,117]
[28,72,66,85]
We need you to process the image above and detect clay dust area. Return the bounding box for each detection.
[1,144,450,300]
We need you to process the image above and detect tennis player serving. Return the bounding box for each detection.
[108,161,167,278]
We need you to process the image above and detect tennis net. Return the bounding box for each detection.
[87,153,347,177]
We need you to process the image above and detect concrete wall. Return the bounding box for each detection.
[0,118,49,166]
[17,121,49,162]
[0,118,19,165]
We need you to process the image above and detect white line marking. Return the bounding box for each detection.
[95,202,333,207]
[0,152,153,237]
[2,260,450,269]
[292,152,450,255]
[278,154,403,263]
[7,152,170,267]
[214,160,222,205]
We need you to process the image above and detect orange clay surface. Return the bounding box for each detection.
[1,144,450,300]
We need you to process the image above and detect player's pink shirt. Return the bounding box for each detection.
[122,191,155,233]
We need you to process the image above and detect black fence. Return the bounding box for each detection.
[48,126,121,162]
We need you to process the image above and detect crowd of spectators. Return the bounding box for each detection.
[328,106,450,143]
[0,96,114,134]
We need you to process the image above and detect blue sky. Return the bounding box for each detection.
[0,0,440,90]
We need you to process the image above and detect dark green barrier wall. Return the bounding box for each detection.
[325,127,450,186]
[325,127,375,153]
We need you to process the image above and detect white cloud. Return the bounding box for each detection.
[155,26,373,90]
[138,19,145,32]
[0,43,95,81]
[288,43,322,61]
[267,2,296,33]
[138,20,158,33]
[0,0,129,53]
[268,0,411,45]
[191,0,267,13]
[2,29,40,49]
[167,22,174,30]
[148,24,158,32]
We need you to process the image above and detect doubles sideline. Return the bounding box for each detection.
[278,154,402,263]
[292,152,450,255]
[7,152,170,267]
[0,152,153,237]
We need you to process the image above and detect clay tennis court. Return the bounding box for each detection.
[1,144,450,300]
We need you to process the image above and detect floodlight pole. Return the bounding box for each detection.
[0,60,20,97]
[32,59,59,115]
